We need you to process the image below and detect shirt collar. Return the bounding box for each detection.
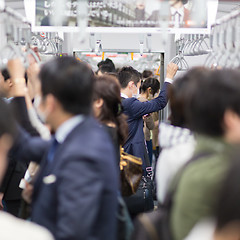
[121,92,129,99]
[55,115,84,144]
[170,6,184,16]
[3,97,14,103]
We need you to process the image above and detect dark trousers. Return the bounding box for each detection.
[146,140,153,166]
[4,199,21,217]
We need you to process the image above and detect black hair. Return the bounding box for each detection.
[39,56,95,115]
[118,66,142,89]
[1,69,28,84]
[97,58,116,73]
[140,77,160,96]
[169,67,210,128]
[215,151,240,230]
[97,65,115,75]
[0,99,16,138]
[142,70,153,79]
[186,69,240,136]
[174,0,188,4]
[1,69,10,82]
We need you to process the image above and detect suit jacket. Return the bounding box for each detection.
[31,116,118,240]
[122,82,170,168]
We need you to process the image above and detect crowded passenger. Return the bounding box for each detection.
[156,68,208,203]
[118,63,177,219]
[97,58,116,75]
[171,69,240,240]
[4,57,119,240]
[138,77,160,165]
[1,48,240,240]
[118,63,178,171]
[0,98,53,240]
[185,151,240,240]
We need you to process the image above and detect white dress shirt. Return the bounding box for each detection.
[170,6,185,27]
[55,115,84,144]
[121,93,129,99]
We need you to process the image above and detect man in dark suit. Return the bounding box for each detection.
[7,57,118,240]
[119,63,178,171]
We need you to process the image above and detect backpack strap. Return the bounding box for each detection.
[163,151,213,210]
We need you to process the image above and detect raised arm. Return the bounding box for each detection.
[129,63,178,118]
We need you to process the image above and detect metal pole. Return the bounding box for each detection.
[159,52,166,122]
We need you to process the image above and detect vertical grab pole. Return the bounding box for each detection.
[159,53,166,122]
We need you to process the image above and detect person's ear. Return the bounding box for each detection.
[128,81,135,90]
[147,87,152,94]
[223,110,239,131]
[44,94,57,113]
[94,98,104,109]
[223,109,240,144]
[7,79,13,88]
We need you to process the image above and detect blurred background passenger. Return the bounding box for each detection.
[93,75,128,164]
[156,68,208,204]
[0,67,41,217]
[7,57,119,240]
[185,151,240,240]
[138,77,160,166]
[97,58,116,75]
[171,69,240,240]
[142,70,153,79]
[0,99,53,240]
[92,75,132,240]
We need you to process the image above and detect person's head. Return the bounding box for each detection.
[0,69,12,98]
[118,66,142,98]
[0,99,16,183]
[140,77,160,99]
[38,56,95,131]
[214,152,240,240]
[170,0,188,6]
[169,67,210,128]
[142,70,153,79]
[97,65,115,76]
[97,58,116,75]
[136,0,145,9]
[93,75,128,145]
[186,69,240,143]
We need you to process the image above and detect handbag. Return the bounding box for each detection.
[124,146,154,219]
[124,175,154,219]
[120,147,143,197]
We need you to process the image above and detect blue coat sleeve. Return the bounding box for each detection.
[15,126,49,164]
[126,82,170,119]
